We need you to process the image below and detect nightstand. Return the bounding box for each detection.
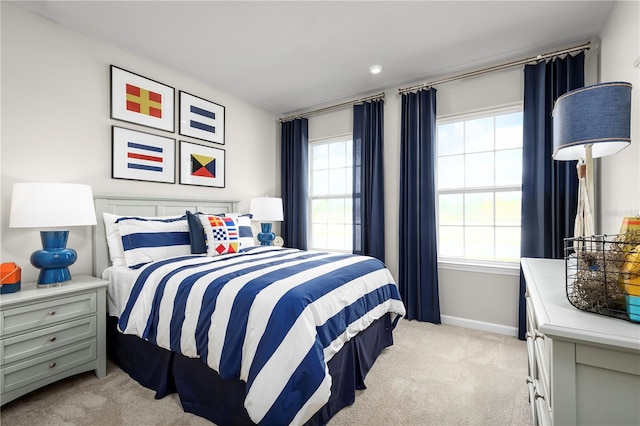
[0,275,109,405]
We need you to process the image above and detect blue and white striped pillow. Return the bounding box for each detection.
[116,215,191,268]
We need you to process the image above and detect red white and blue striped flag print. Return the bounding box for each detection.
[126,141,164,172]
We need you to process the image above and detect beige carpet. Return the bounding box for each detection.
[0,320,532,426]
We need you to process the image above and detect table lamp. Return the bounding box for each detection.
[552,81,632,246]
[249,197,284,246]
[9,183,97,286]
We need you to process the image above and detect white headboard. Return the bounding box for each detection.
[93,195,239,277]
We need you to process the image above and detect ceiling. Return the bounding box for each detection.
[15,1,614,116]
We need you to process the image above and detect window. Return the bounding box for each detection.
[309,136,353,251]
[437,106,523,264]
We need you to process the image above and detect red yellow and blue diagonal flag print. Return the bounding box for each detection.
[126,83,162,118]
[191,153,216,178]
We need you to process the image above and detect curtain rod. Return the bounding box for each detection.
[398,41,591,94]
[279,92,385,122]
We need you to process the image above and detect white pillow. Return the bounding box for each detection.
[113,215,191,268]
[103,213,126,267]
[200,215,241,256]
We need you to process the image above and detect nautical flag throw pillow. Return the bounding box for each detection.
[117,216,191,269]
[200,215,240,256]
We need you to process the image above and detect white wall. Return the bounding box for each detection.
[0,3,279,283]
[599,0,640,234]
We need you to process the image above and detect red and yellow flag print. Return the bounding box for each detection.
[126,84,162,118]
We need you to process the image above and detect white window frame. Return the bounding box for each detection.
[307,134,353,252]
[436,103,523,276]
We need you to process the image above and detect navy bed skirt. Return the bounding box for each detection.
[107,314,394,425]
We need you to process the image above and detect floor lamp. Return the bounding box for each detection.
[552,81,632,251]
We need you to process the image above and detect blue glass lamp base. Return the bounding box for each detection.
[30,231,77,286]
[257,223,275,246]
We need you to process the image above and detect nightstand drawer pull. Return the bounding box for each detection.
[49,336,57,342]
[48,310,56,316]
[535,391,545,401]
[49,362,56,368]
[535,331,545,340]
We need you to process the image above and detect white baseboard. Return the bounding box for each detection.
[441,315,518,337]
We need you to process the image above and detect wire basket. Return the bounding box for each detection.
[564,233,640,323]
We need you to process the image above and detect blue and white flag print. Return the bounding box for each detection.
[180,91,225,144]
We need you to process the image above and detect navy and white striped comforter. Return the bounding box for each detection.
[118,246,405,425]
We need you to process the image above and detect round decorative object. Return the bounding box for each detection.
[273,236,284,247]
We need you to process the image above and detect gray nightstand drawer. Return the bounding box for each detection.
[0,340,96,394]
[1,317,97,366]
[1,293,96,336]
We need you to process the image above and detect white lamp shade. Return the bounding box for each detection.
[250,197,284,221]
[552,81,632,160]
[9,183,97,228]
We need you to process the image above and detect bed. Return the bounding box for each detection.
[93,196,405,425]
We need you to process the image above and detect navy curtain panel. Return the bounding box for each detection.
[281,118,309,250]
[398,88,441,324]
[518,52,584,339]
[353,100,385,262]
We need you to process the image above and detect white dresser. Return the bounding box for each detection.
[522,258,640,425]
[0,276,109,405]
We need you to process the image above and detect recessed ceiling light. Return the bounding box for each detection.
[369,65,383,75]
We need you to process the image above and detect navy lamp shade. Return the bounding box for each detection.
[552,82,632,243]
[250,197,284,246]
[553,82,632,160]
[9,183,97,286]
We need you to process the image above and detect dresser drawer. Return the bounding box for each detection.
[534,387,552,426]
[1,292,96,336]
[534,334,550,406]
[0,340,96,394]
[0,316,97,366]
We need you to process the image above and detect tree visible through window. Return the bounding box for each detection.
[437,107,523,263]
[308,136,353,252]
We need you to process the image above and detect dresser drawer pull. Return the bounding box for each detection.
[534,391,545,401]
[526,377,533,385]
[49,336,57,342]
[49,362,57,369]
[535,331,545,340]
[48,310,56,316]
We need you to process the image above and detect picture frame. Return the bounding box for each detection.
[179,91,225,145]
[179,140,225,188]
[111,65,175,132]
[112,126,176,183]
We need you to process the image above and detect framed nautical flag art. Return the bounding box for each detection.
[179,91,225,145]
[112,126,176,183]
[179,140,225,188]
[111,66,175,132]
